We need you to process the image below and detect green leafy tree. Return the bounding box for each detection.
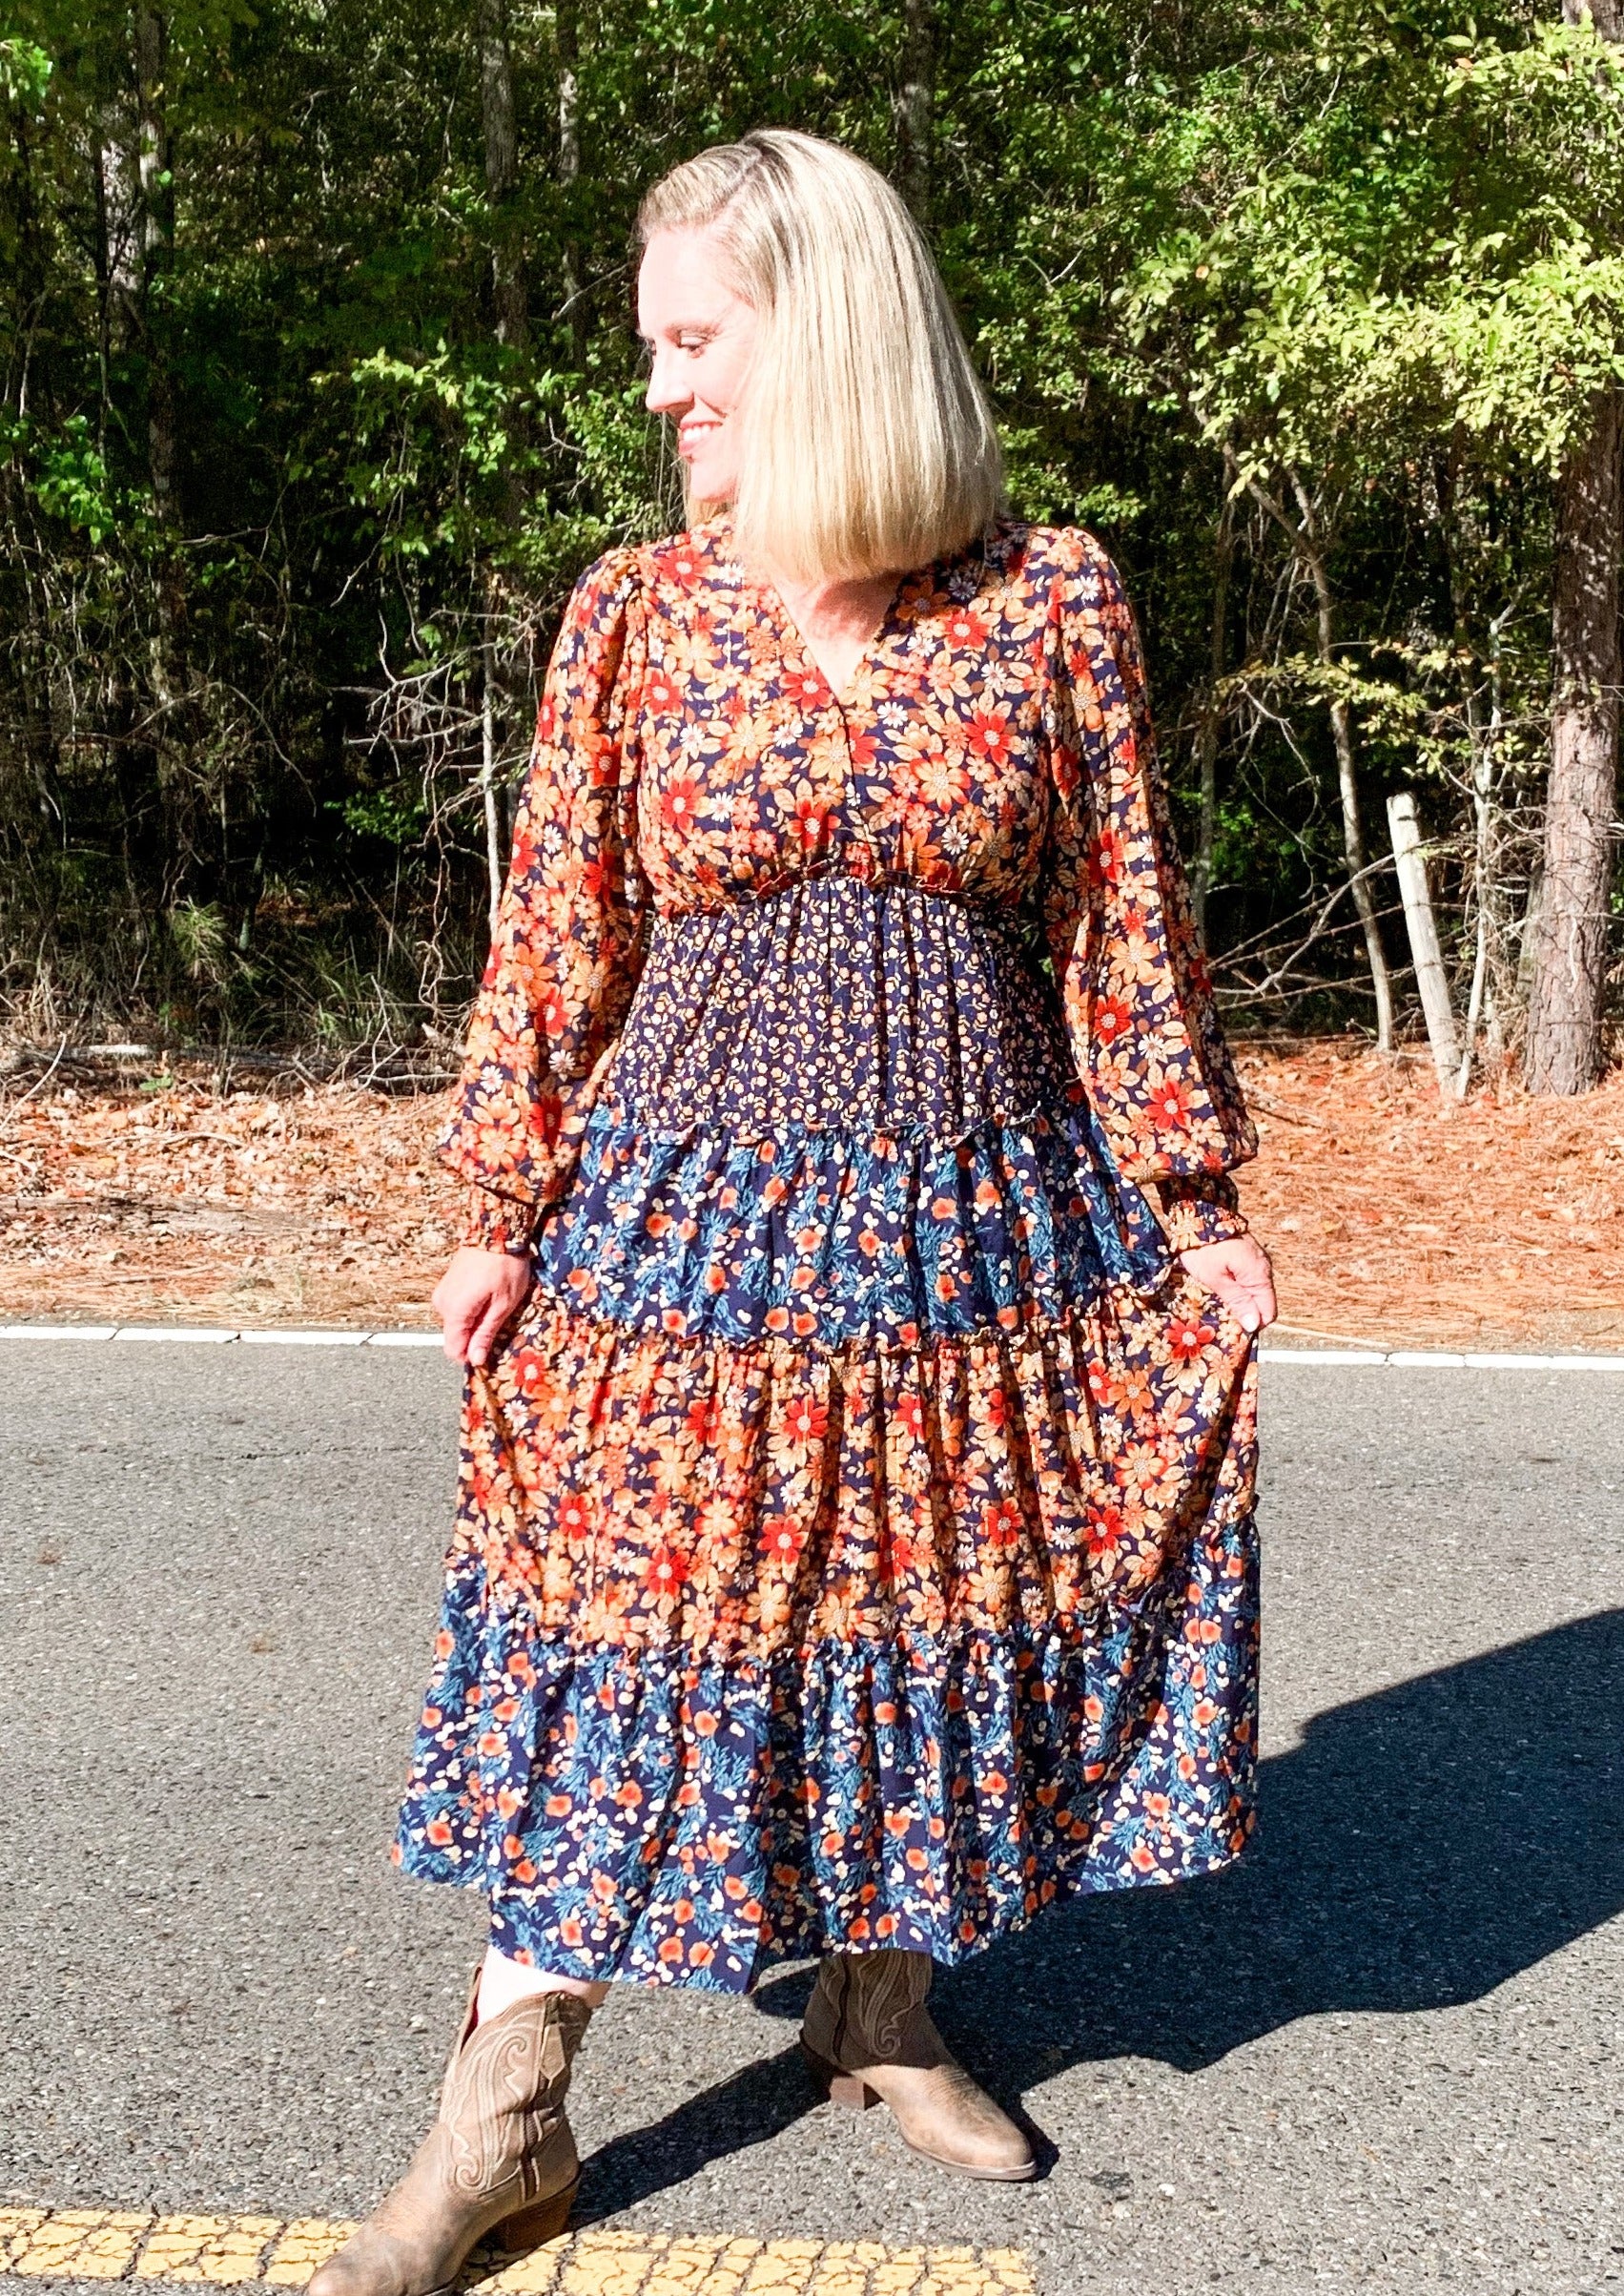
[1,0,1620,1081]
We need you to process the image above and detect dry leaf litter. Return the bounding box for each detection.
[2,1045,1620,1350]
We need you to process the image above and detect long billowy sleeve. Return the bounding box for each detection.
[1040,532,1257,1252]
[440,548,649,1252]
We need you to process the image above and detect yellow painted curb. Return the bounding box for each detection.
[0,2214,1034,2296]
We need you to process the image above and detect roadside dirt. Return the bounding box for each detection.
[1231,1044,1624,1353]
[2,1043,1621,1349]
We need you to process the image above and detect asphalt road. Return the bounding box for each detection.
[2,1342,1621,2294]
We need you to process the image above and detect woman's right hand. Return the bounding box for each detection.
[430,1247,533,1368]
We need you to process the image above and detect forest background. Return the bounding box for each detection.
[4,0,1624,1097]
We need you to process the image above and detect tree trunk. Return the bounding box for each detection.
[479,0,525,564]
[1462,674,1507,1086]
[92,139,114,459]
[1572,0,1624,44]
[1441,445,1515,1081]
[0,465,63,833]
[1249,470,1394,1048]
[135,7,178,534]
[1293,481,1393,1050]
[1192,488,1234,940]
[481,631,504,941]
[479,0,526,352]
[556,0,586,367]
[1525,383,1623,1093]
[3,92,64,823]
[895,0,935,229]
[1326,677,1395,1055]
[134,0,194,876]
[1525,0,1624,1091]
[1388,791,1463,1098]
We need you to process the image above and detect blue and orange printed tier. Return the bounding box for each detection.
[394,518,1262,1991]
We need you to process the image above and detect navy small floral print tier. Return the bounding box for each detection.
[394,518,1262,1991]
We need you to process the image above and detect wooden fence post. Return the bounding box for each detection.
[1388,791,1462,1103]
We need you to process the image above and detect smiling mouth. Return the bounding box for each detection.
[677,422,721,457]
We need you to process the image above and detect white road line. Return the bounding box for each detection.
[0,1325,1620,1369]
[0,1323,119,1341]
[1260,1347,1387,1366]
[1260,1346,1624,1370]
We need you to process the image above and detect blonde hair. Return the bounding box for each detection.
[636,129,1005,582]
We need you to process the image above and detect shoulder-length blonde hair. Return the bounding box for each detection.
[635,129,1005,583]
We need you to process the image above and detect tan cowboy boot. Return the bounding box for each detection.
[309,1976,594,2296]
[801,1948,1035,2182]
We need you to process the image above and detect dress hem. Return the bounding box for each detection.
[392,1793,1259,1997]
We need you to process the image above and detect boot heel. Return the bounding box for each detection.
[800,2039,878,2111]
[499,2176,580,2251]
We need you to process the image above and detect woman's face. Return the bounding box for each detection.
[638,225,758,506]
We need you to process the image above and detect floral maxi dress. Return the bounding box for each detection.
[394,517,1262,1994]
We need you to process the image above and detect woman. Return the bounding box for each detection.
[314,127,1274,2296]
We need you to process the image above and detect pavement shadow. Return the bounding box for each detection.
[574,2039,820,2222]
[578,1609,1624,2206]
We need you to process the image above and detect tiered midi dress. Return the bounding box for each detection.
[394,516,1262,1995]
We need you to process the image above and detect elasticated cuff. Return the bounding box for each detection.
[1151,1175,1249,1253]
[460,1185,538,1255]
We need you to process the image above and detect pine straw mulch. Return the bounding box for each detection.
[1,1043,1621,1351]
[1231,1044,1624,1353]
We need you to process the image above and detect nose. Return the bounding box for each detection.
[645,343,691,421]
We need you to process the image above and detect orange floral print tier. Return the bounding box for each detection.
[394,517,1263,1991]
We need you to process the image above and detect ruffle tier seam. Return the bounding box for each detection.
[648,860,1050,927]
[574,1098,1092,1155]
[448,1580,1194,1672]
[503,1274,1193,1362]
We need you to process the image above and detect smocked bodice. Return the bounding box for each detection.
[602,875,1070,1138]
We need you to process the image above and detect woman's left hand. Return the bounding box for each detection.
[1179,1234,1278,1334]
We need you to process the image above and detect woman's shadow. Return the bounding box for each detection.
[576,1607,1624,2211]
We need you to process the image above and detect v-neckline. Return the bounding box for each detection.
[727,531,912,712]
[773,580,906,710]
